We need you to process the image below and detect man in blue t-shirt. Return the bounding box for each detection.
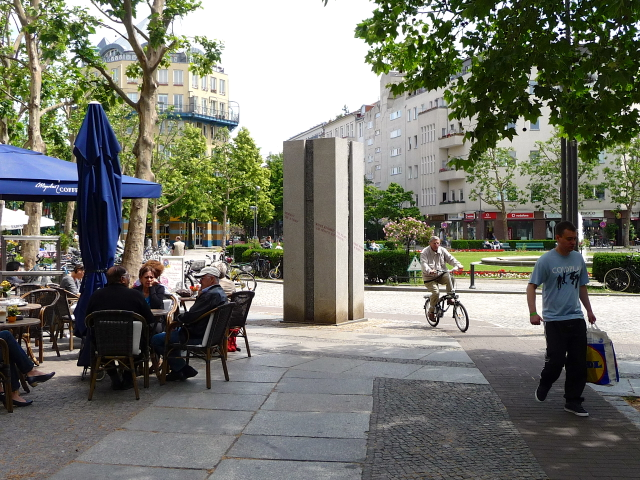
[527,221,596,417]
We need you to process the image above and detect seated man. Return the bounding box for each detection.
[60,264,84,295]
[86,265,156,390]
[5,261,24,286]
[151,266,227,381]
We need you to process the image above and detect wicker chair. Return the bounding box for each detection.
[160,302,235,389]
[50,287,77,354]
[0,337,13,413]
[20,288,60,363]
[85,310,150,401]
[14,283,43,296]
[228,291,255,357]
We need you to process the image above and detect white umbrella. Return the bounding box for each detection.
[13,209,55,228]
[0,206,28,229]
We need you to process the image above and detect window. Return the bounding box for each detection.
[408,137,412,150]
[408,166,413,179]
[375,112,380,118]
[192,73,199,88]
[415,165,418,179]
[414,135,418,146]
[598,152,606,164]
[375,129,380,136]
[530,118,540,130]
[173,94,183,112]
[585,184,606,200]
[375,165,381,170]
[202,98,208,114]
[442,191,447,203]
[367,155,373,163]
[191,96,199,111]
[442,127,447,137]
[375,147,381,153]
[340,126,344,137]
[390,166,402,175]
[459,189,464,201]
[414,107,418,120]
[220,102,225,115]
[529,150,540,164]
[358,123,363,137]
[157,69,168,85]
[220,79,226,95]
[173,70,184,85]
[210,77,217,92]
[126,92,139,102]
[366,138,373,146]
[390,148,402,157]
[368,121,373,129]
[390,110,402,120]
[111,68,119,85]
[158,94,168,112]
[390,129,401,138]
[507,121,516,130]
[407,110,411,122]
[211,100,217,114]
[450,190,456,202]
[201,76,208,90]
[126,74,138,84]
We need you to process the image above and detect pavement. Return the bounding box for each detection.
[3,250,640,479]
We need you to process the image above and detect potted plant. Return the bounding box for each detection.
[1,280,11,298]
[7,305,20,323]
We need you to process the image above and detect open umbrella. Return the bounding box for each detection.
[72,102,123,341]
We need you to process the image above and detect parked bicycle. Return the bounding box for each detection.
[604,255,640,292]
[268,260,282,279]
[423,269,469,332]
[250,252,271,278]
[228,263,257,291]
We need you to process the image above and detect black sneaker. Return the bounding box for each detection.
[535,385,549,402]
[564,403,589,417]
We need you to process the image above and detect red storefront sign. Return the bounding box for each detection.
[507,212,534,220]
[481,212,497,220]
[464,213,476,221]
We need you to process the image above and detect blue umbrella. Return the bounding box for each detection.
[72,102,123,342]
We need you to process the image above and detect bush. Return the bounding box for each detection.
[241,248,283,264]
[364,250,415,283]
[226,244,253,262]
[451,240,486,249]
[592,253,639,281]
[384,240,400,250]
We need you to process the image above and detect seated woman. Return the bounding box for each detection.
[132,265,166,309]
[0,331,55,407]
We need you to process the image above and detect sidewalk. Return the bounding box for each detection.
[3,286,640,479]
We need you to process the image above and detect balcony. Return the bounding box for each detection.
[159,104,239,130]
[438,132,465,149]
[438,166,467,181]
[439,200,466,205]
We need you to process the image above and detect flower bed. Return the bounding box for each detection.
[453,269,531,279]
[449,249,507,252]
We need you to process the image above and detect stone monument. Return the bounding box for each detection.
[283,137,365,324]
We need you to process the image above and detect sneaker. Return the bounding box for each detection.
[428,311,436,321]
[535,385,549,402]
[564,403,589,417]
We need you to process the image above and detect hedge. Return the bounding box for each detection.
[592,253,639,282]
[364,250,415,283]
[240,248,284,264]
[225,244,253,262]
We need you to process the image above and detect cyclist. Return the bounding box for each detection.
[421,236,463,322]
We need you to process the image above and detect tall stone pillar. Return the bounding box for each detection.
[283,137,365,324]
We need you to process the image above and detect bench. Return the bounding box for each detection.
[499,243,512,250]
[515,242,545,250]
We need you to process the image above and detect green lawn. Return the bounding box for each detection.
[451,251,542,273]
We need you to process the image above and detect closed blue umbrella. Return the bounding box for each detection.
[72,102,122,343]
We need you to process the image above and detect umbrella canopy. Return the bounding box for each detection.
[0,206,28,229]
[0,144,161,201]
[72,102,123,339]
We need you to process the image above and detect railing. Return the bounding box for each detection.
[158,104,239,124]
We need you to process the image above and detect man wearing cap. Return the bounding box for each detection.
[151,265,227,381]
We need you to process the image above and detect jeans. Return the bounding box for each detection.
[0,330,35,390]
[151,331,186,372]
[541,318,587,404]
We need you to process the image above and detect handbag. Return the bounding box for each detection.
[586,324,619,385]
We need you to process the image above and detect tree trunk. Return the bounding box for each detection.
[151,200,158,247]
[64,202,75,236]
[624,206,632,248]
[222,190,230,247]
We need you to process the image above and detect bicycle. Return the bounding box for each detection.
[423,269,469,332]
[604,255,640,292]
[268,260,282,279]
[228,263,257,291]
[250,252,271,278]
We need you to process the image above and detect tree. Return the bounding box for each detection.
[72,0,223,276]
[520,130,599,214]
[603,139,640,247]
[365,182,421,239]
[383,217,433,255]
[463,148,527,240]
[353,1,640,164]
[209,128,273,245]
[266,152,283,235]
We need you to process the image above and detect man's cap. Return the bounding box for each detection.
[194,266,220,278]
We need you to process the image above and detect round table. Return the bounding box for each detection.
[0,316,41,366]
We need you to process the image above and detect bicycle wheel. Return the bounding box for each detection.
[235,272,257,291]
[453,302,469,332]
[425,299,439,327]
[604,268,630,292]
[268,267,281,279]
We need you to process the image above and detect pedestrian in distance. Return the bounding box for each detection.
[527,220,596,417]
[172,236,185,256]
[421,236,463,322]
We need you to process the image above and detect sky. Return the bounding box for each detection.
[84,0,383,158]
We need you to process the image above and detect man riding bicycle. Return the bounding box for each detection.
[421,236,464,322]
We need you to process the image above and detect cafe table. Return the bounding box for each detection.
[0,312,41,367]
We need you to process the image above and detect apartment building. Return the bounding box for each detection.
[97,36,240,247]
[291,73,628,243]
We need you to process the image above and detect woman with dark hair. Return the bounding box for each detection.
[133,265,165,309]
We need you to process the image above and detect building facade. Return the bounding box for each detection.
[290,73,630,243]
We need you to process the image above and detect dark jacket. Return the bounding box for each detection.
[132,284,165,309]
[86,283,155,328]
[179,283,227,338]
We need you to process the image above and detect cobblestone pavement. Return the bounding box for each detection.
[362,379,547,480]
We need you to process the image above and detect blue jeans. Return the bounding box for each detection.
[151,331,186,372]
[0,330,35,390]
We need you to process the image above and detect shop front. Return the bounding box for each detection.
[581,210,605,246]
[481,212,497,239]
[463,213,476,240]
[446,213,464,240]
[544,212,561,239]
[507,212,534,240]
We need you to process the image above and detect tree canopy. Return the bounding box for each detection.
[365,182,421,239]
[353,1,640,163]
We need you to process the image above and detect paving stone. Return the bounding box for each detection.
[154,392,267,411]
[77,430,235,469]
[343,360,423,378]
[290,356,367,373]
[261,392,372,412]
[244,411,370,438]
[123,406,253,435]
[275,376,373,394]
[229,352,317,368]
[49,463,209,480]
[404,365,489,384]
[209,459,362,480]
[227,435,367,462]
